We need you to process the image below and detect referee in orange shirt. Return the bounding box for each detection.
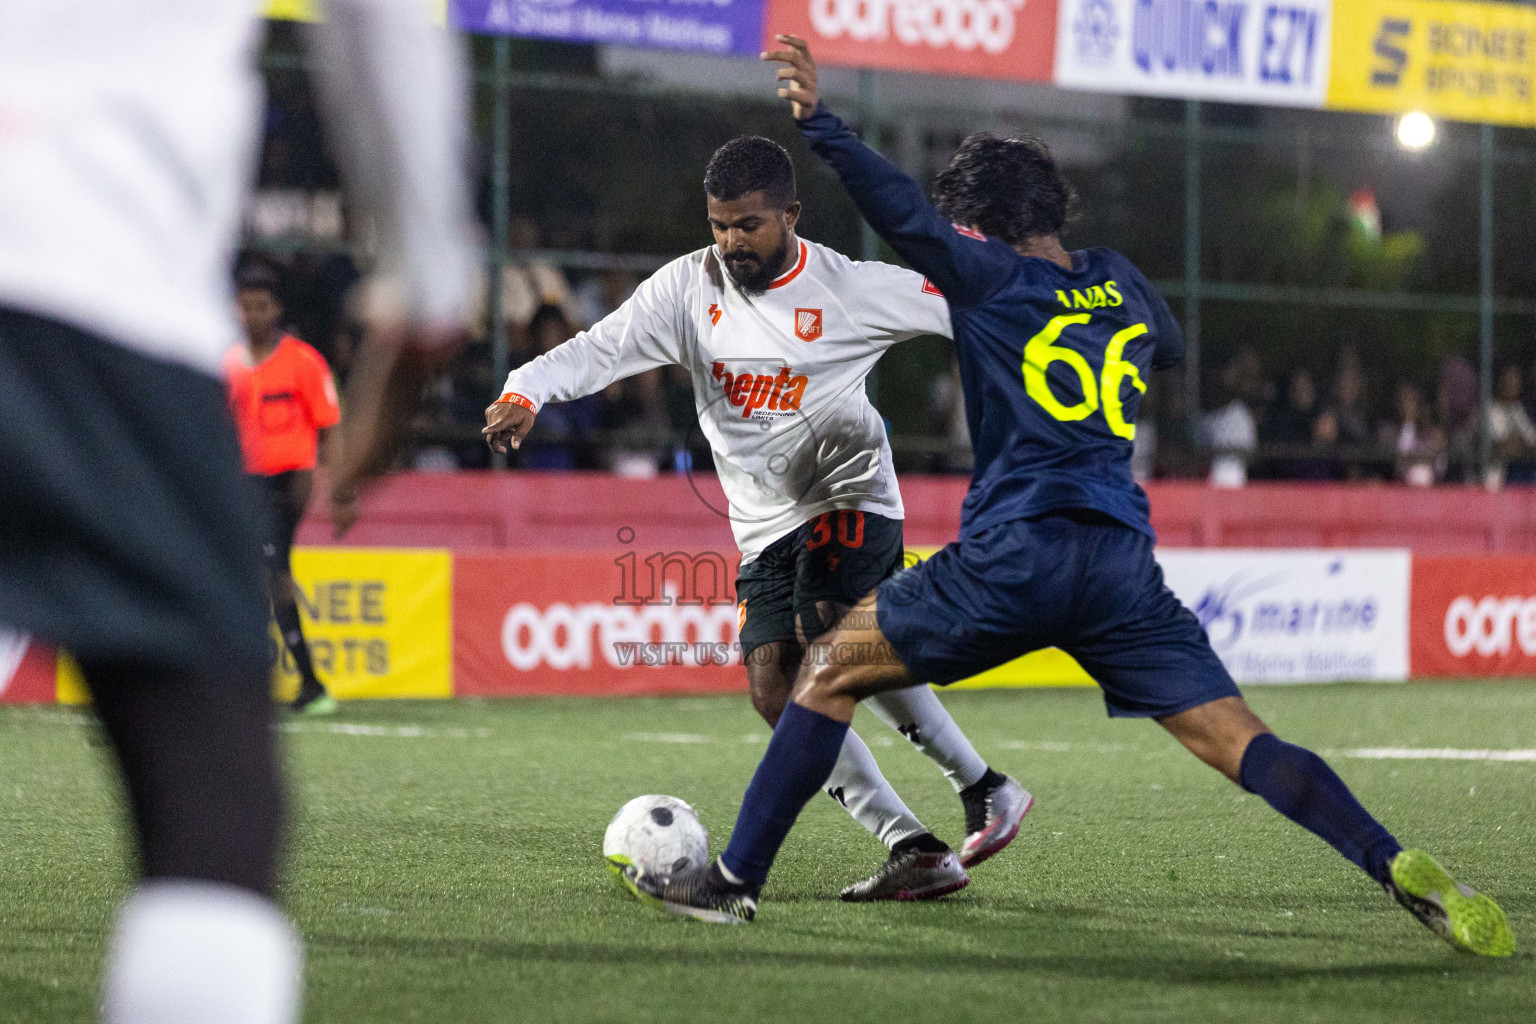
[226,264,342,715]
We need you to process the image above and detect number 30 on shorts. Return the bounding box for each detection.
[1022,314,1148,440]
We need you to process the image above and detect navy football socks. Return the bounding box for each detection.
[1239,732,1402,885]
[721,702,850,886]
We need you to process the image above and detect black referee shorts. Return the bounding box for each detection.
[255,470,311,576]
[0,305,270,673]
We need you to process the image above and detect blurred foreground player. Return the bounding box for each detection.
[486,137,1027,902]
[228,264,342,716]
[0,2,475,1022]
[647,37,1515,959]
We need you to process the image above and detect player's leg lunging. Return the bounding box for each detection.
[1159,696,1514,956]
[647,592,1025,920]
[746,641,967,901]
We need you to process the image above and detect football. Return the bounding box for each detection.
[603,795,708,886]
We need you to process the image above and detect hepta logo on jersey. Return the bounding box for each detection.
[795,308,823,342]
[711,362,809,419]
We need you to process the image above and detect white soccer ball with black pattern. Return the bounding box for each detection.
[603,795,708,886]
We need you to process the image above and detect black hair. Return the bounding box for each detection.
[527,303,572,337]
[703,136,797,210]
[932,133,1075,246]
[234,261,281,300]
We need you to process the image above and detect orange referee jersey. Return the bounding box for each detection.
[225,335,340,476]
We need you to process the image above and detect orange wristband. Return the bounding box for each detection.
[495,392,537,412]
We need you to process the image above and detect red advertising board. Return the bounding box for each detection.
[453,550,746,697]
[764,0,1057,83]
[0,635,57,703]
[1411,556,1536,677]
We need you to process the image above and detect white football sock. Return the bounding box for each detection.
[104,881,302,1024]
[866,685,990,792]
[825,729,927,849]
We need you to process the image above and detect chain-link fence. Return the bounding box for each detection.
[249,27,1536,485]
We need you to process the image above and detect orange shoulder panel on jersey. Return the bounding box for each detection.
[284,336,341,430]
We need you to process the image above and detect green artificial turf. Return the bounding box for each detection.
[2,683,1534,1023]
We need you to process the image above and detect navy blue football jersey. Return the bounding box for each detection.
[800,105,1184,540]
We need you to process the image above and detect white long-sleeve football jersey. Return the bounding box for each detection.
[0,0,475,378]
[501,239,952,562]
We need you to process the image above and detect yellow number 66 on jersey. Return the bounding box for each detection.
[1023,313,1149,440]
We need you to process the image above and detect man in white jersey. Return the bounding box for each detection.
[0,3,475,1022]
[485,137,1031,900]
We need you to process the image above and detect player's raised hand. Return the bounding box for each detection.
[483,399,536,454]
[761,35,819,120]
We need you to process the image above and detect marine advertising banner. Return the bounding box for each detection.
[1054,0,1333,107]
[453,0,768,56]
[1157,549,1411,683]
[1327,0,1536,127]
[762,0,1059,82]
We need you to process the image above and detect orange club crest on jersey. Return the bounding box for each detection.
[794,308,823,342]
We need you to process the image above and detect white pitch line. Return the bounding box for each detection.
[998,740,1132,753]
[278,722,491,739]
[1327,747,1536,763]
[622,732,715,744]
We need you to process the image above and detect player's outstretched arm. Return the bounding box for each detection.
[481,259,692,453]
[761,36,1010,309]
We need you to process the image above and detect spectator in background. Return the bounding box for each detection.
[1486,364,1536,488]
[516,304,599,470]
[1437,356,1479,482]
[1300,407,1341,481]
[1203,348,1261,488]
[1324,358,1377,480]
[1259,369,1318,479]
[474,217,584,365]
[598,369,669,477]
[1381,382,1442,487]
[1327,360,1372,447]
[574,268,639,328]
[927,355,973,474]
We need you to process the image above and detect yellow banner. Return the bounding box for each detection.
[61,548,452,703]
[1329,1,1536,126]
[263,0,448,25]
[905,548,1095,689]
[274,548,452,700]
[264,0,319,21]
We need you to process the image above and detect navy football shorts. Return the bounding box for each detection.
[737,510,905,660]
[877,510,1240,718]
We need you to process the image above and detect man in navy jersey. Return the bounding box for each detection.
[640,36,1514,957]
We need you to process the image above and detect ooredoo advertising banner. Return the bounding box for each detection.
[1327,0,1536,127]
[0,631,55,704]
[1411,556,1536,677]
[1157,549,1411,683]
[454,550,745,696]
[454,0,767,56]
[763,0,1059,83]
[1054,0,1333,107]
